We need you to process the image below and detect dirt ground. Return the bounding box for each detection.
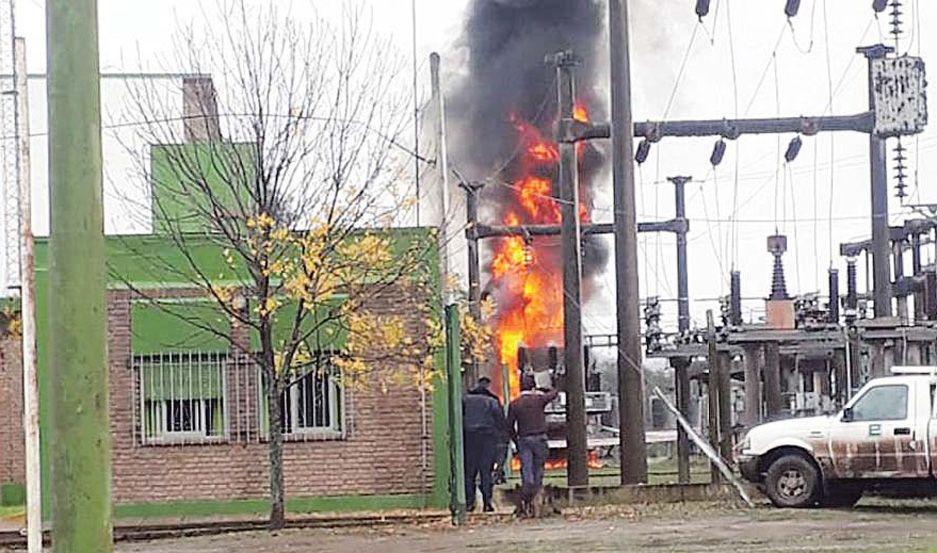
[105,499,937,553]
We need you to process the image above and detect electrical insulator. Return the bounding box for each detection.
[872,0,888,12]
[719,296,731,326]
[695,0,710,19]
[710,139,726,166]
[522,240,534,267]
[635,139,651,164]
[785,0,801,17]
[784,136,802,163]
[890,0,903,45]
[644,296,663,354]
[894,140,908,200]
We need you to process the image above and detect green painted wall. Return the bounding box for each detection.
[150,142,256,235]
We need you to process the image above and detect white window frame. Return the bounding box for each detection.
[282,368,342,438]
[135,352,228,446]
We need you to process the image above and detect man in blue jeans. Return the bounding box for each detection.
[507,374,558,516]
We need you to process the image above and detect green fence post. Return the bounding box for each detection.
[445,304,466,524]
[47,0,113,550]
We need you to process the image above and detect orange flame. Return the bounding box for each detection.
[511,450,603,471]
[491,106,592,399]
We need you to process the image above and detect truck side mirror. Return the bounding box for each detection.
[842,407,854,422]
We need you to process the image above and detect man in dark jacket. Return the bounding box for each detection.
[507,373,558,514]
[463,378,508,512]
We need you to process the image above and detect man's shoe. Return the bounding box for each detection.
[483,504,495,513]
[466,503,476,513]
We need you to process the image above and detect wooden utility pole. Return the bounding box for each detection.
[15,37,41,553]
[554,51,589,488]
[609,0,648,486]
[47,0,112,550]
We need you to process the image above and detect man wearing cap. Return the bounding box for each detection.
[507,373,558,516]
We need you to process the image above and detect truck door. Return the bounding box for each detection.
[828,382,927,478]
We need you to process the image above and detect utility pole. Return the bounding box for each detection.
[554,51,589,488]
[444,304,466,525]
[858,44,895,319]
[15,37,41,553]
[549,50,610,488]
[47,0,112,550]
[430,53,452,306]
[669,176,691,334]
[705,310,721,485]
[463,180,484,381]
[609,0,648,486]
[672,357,691,484]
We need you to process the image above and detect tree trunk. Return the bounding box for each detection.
[266,369,286,530]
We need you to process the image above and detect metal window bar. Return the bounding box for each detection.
[255,348,343,441]
[134,351,227,446]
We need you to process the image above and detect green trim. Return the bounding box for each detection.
[114,493,429,519]
[0,482,25,506]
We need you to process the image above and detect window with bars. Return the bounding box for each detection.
[134,352,228,445]
[259,358,343,439]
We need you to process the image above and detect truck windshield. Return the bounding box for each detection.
[850,384,908,422]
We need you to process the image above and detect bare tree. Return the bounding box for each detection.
[113,0,440,529]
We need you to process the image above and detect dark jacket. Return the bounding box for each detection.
[462,392,508,441]
[507,388,559,441]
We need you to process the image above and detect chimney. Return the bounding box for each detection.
[183,76,221,142]
[765,234,795,329]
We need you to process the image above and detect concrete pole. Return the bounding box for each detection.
[828,268,840,323]
[717,351,733,462]
[15,38,41,553]
[763,342,783,419]
[464,182,483,380]
[430,53,452,303]
[46,1,112,550]
[610,0,648,485]
[912,233,924,323]
[670,176,690,334]
[894,241,907,323]
[729,271,742,326]
[858,44,894,319]
[705,311,721,484]
[445,305,466,525]
[742,345,763,427]
[554,52,589,488]
[672,357,691,484]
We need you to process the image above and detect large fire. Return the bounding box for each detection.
[489,105,593,399]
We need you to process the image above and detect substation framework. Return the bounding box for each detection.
[462,38,929,486]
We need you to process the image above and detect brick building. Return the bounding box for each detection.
[0,229,449,516]
[0,332,24,506]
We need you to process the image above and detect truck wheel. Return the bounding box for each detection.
[764,454,820,508]
[820,485,863,508]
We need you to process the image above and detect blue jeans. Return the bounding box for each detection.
[517,434,549,502]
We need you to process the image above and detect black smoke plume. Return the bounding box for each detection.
[450,0,609,285]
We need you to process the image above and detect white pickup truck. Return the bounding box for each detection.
[737,367,937,508]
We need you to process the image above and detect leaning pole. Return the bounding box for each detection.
[47,0,112,550]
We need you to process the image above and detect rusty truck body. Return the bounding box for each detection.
[737,367,937,507]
